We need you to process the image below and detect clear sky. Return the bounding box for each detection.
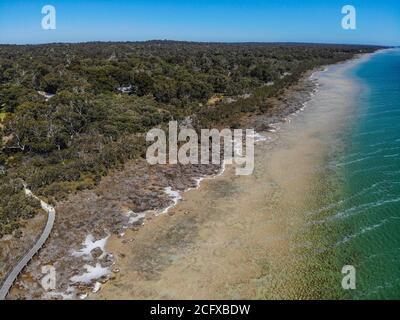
[0,0,399,45]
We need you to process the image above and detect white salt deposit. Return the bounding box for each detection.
[72,234,109,259]
[159,187,182,214]
[46,286,76,300]
[70,263,110,284]
[92,282,102,293]
[127,210,147,224]
[252,132,268,142]
[165,187,182,205]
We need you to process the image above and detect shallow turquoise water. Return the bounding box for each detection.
[324,49,400,299]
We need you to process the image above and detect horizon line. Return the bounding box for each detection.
[0,39,394,48]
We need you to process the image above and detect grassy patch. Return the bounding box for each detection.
[0,112,7,121]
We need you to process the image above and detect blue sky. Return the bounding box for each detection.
[0,0,399,45]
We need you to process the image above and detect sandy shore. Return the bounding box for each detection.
[95,57,367,300]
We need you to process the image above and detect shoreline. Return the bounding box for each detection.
[3,51,376,300]
[93,53,372,299]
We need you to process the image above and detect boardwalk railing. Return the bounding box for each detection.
[0,187,55,300]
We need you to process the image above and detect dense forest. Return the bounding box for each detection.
[0,41,383,236]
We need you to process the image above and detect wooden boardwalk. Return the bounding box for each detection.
[0,188,55,300]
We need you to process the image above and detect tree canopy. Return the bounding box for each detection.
[0,41,383,236]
